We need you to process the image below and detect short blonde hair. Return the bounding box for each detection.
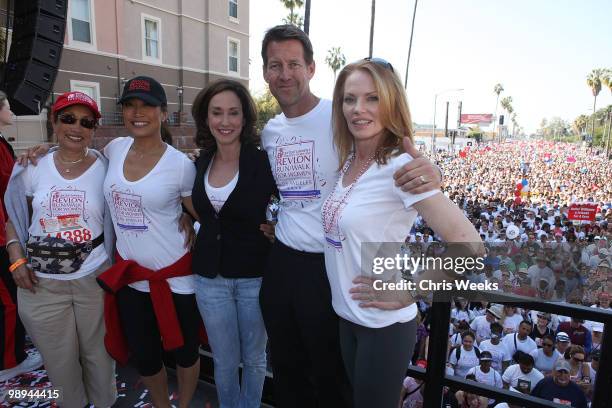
[331,59,414,169]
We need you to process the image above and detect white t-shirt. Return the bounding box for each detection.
[501,364,544,393]
[23,153,108,280]
[530,348,562,375]
[204,159,238,213]
[466,365,503,405]
[322,153,439,328]
[103,137,196,294]
[502,333,538,358]
[448,346,480,377]
[261,99,338,253]
[466,365,503,387]
[479,339,510,373]
[502,313,523,333]
[471,315,493,342]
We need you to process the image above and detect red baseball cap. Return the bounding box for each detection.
[52,91,101,119]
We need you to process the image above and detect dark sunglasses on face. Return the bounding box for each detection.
[542,343,554,347]
[364,57,394,73]
[59,113,96,129]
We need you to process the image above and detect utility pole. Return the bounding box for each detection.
[304,0,311,34]
[368,0,375,58]
[404,0,418,88]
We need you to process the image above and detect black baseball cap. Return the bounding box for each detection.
[119,76,167,106]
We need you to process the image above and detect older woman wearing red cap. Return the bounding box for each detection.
[3,91,117,407]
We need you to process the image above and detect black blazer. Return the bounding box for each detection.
[191,142,277,279]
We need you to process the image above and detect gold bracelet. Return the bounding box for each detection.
[9,258,28,273]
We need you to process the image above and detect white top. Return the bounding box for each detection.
[322,153,439,328]
[204,158,238,213]
[466,365,503,405]
[479,339,510,374]
[103,137,196,294]
[448,346,480,377]
[470,315,493,342]
[530,348,562,375]
[502,313,523,333]
[501,364,544,393]
[261,99,338,253]
[23,154,108,280]
[502,332,538,357]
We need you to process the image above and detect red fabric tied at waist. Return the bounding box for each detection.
[96,252,193,366]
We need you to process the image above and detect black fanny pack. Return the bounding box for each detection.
[26,234,104,274]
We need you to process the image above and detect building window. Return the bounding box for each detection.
[228,38,239,74]
[70,80,101,109]
[141,14,162,62]
[229,0,238,19]
[71,0,93,44]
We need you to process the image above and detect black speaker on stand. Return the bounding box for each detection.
[3,0,67,116]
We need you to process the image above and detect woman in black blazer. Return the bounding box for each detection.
[190,80,277,408]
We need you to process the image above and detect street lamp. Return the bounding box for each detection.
[431,88,463,155]
[177,86,184,125]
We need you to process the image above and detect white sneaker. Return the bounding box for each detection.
[0,351,43,381]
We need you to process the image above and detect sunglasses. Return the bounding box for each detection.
[59,113,96,129]
[364,57,394,73]
[542,343,554,347]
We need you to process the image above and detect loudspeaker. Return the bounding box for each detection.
[5,0,67,116]
[499,115,505,125]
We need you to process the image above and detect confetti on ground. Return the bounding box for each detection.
[1,343,223,407]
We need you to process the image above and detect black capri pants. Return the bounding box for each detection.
[339,317,417,408]
[117,286,200,376]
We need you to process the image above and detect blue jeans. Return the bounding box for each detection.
[194,275,267,408]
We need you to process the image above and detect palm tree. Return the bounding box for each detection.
[499,96,512,141]
[603,68,612,95]
[586,68,605,138]
[325,47,346,81]
[493,83,504,135]
[573,114,589,136]
[280,0,304,28]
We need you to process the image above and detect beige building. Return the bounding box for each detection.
[3,0,250,151]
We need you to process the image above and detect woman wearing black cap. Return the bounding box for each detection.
[96,76,200,408]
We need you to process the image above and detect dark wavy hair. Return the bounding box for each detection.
[191,80,258,151]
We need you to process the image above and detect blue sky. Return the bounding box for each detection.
[249,0,612,133]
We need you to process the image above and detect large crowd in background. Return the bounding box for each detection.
[401,141,611,408]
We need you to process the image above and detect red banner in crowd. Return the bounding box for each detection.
[568,203,598,221]
[460,114,493,124]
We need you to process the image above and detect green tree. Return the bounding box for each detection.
[572,114,589,135]
[254,88,281,133]
[603,68,612,95]
[325,47,346,81]
[280,0,304,28]
[586,68,605,137]
[493,83,504,125]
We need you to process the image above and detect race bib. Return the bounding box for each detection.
[112,191,148,231]
[274,141,320,200]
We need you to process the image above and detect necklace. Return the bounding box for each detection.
[57,148,88,173]
[322,153,375,236]
[130,142,165,159]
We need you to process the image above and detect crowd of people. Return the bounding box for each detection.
[0,22,609,408]
[400,141,611,407]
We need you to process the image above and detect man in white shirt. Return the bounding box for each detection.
[470,308,499,344]
[257,24,442,407]
[502,320,538,360]
[502,352,544,394]
[480,323,511,374]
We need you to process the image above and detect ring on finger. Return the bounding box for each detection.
[419,175,428,185]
